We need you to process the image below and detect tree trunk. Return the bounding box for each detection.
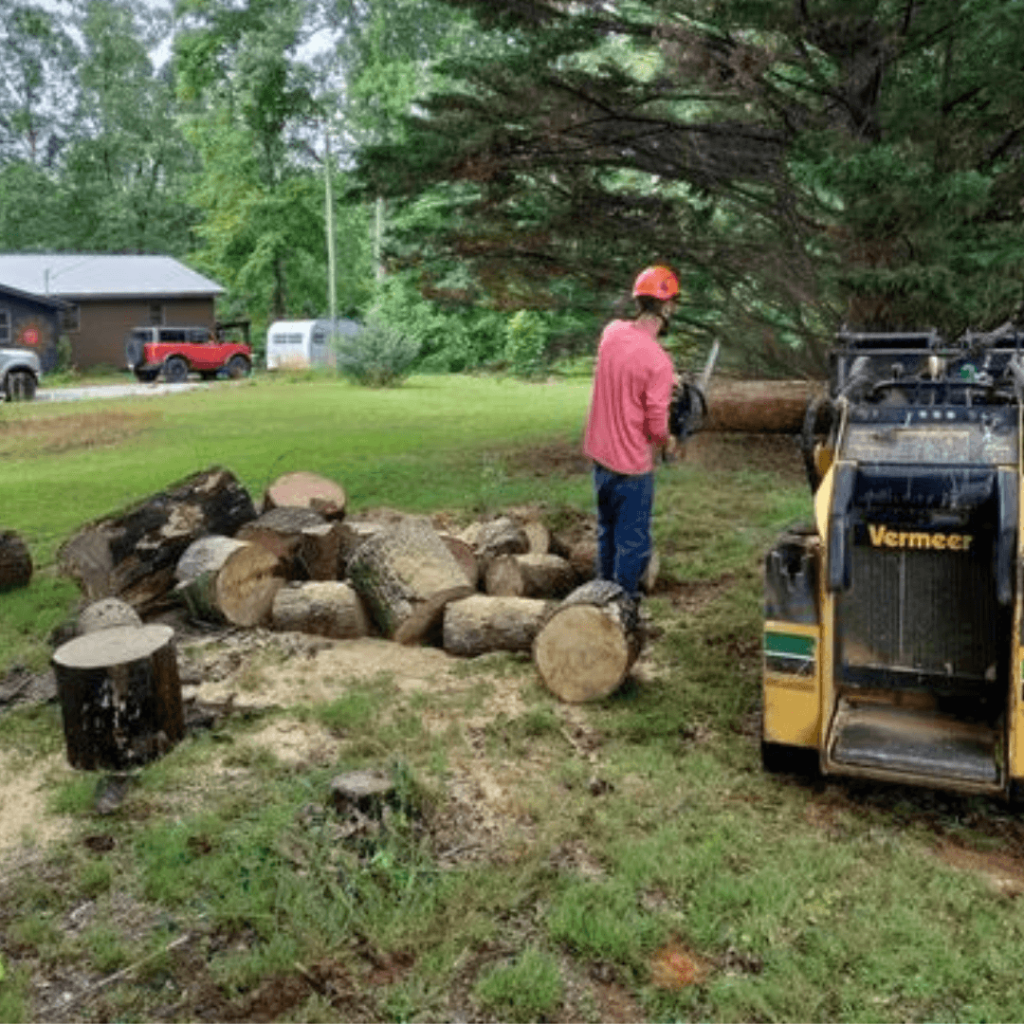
[0,530,32,591]
[705,380,819,433]
[52,624,184,770]
[485,552,576,599]
[533,580,643,702]
[174,535,283,627]
[271,581,371,639]
[263,471,347,520]
[347,516,475,644]
[57,466,257,611]
[237,506,342,580]
[443,594,553,656]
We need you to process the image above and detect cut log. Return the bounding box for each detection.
[705,380,820,433]
[514,518,551,554]
[485,553,575,599]
[271,581,371,639]
[52,624,184,770]
[337,520,385,577]
[57,466,257,611]
[474,516,530,564]
[438,533,480,589]
[263,471,347,520]
[77,598,142,635]
[347,516,475,644]
[533,580,643,702]
[237,506,342,581]
[567,539,597,583]
[443,594,554,657]
[174,535,283,627]
[0,530,32,591]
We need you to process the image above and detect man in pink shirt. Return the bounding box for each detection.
[583,265,679,599]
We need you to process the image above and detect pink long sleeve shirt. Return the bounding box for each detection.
[583,319,675,475]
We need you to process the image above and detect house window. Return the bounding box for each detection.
[61,303,80,332]
[149,304,164,325]
[0,309,9,344]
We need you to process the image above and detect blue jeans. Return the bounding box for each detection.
[593,464,654,600]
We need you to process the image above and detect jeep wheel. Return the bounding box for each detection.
[5,370,37,401]
[134,368,159,383]
[124,335,144,369]
[225,355,251,379]
[163,356,189,383]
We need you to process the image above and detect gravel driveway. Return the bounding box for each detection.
[37,381,209,403]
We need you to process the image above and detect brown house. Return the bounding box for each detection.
[0,254,225,370]
[0,283,65,371]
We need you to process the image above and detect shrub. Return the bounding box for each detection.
[334,314,421,387]
[504,310,548,378]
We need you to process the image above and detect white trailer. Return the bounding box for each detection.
[265,319,362,370]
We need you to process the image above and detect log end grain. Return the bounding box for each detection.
[533,605,632,702]
[264,471,347,520]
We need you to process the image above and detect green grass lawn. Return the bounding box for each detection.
[3,375,1024,1023]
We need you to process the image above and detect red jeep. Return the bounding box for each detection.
[125,325,252,383]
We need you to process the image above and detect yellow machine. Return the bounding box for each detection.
[762,329,1024,798]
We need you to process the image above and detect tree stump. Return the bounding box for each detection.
[271,581,371,638]
[485,553,576,599]
[57,466,257,611]
[533,580,643,702]
[0,530,32,591]
[443,594,554,657]
[237,506,342,581]
[52,624,184,770]
[263,471,347,520]
[174,535,283,627]
[347,516,475,644]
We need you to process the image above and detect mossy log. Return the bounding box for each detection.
[347,516,475,644]
[532,580,643,702]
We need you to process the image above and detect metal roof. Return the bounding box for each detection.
[0,254,224,299]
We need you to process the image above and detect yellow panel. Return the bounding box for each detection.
[763,678,820,748]
[1009,407,1024,782]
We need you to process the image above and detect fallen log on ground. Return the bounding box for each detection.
[57,466,257,610]
[174,535,283,627]
[443,594,554,657]
[271,581,371,639]
[52,623,184,770]
[347,516,475,644]
[0,530,32,591]
[533,580,643,702]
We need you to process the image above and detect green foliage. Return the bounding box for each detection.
[504,310,548,378]
[335,311,421,386]
[474,945,563,1023]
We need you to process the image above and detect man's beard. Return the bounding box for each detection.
[657,312,672,337]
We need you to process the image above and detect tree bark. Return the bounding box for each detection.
[705,380,819,433]
[533,580,643,702]
[0,530,32,591]
[57,466,257,611]
[271,581,371,639]
[237,506,343,581]
[263,471,347,520]
[347,516,475,644]
[174,535,283,627]
[485,552,576,599]
[52,624,184,770]
[443,594,553,657]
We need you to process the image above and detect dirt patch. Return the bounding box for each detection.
[0,750,76,864]
[0,409,159,457]
[933,839,1024,897]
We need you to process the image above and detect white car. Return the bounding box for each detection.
[0,347,41,400]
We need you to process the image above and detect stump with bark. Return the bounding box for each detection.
[237,506,342,581]
[347,516,475,644]
[271,581,371,639]
[174,535,283,627]
[52,624,184,770]
[443,594,553,657]
[485,553,575,599]
[0,530,32,591]
[533,580,643,702]
[57,467,257,611]
[263,471,347,520]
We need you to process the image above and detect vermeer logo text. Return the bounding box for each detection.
[867,524,973,551]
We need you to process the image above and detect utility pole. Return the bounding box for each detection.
[324,124,339,352]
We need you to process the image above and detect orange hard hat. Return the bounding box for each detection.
[632,265,680,300]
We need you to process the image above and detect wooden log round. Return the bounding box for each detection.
[57,466,257,610]
[485,553,575,599]
[264,471,347,520]
[567,539,597,583]
[271,581,371,639]
[52,624,184,770]
[174,535,283,627]
[237,506,342,581]
[0,530,32,591]
[704,380,819,433]
[532,580,643,702]
[443,594,554,657]
[347,516,475,644]
[439,533,480,589]
[473,516,529,570]
[516,519,551,555]
[77,597,143,635]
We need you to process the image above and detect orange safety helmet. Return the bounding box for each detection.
[632,265,680,301]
